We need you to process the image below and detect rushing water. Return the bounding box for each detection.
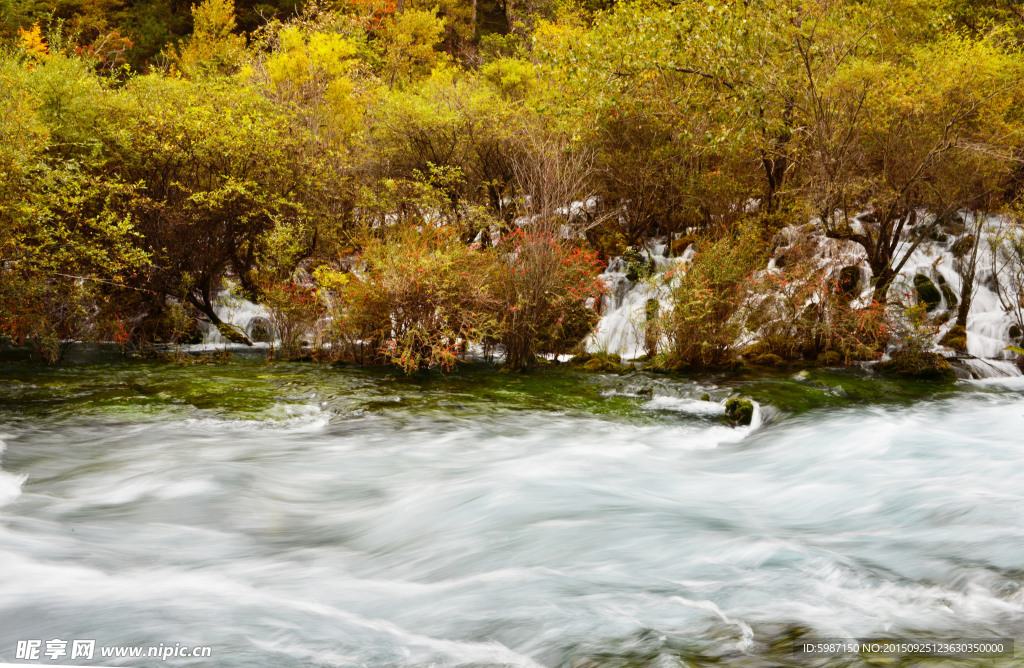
[1,361,1023,667]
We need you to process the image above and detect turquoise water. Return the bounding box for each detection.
[0,361,1022,666]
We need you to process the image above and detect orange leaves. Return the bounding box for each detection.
[18,24,49,61]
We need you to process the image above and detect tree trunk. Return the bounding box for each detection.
[956,215,984,328]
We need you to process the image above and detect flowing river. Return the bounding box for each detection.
[1,361,1022,666]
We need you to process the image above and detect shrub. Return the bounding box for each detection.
[261,280,327,359]
[662,228,765,366]
[492,229,606,370]
[743,260,891,363]
[327,224,499,373]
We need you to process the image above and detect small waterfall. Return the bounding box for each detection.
[590,215,1024,374]
[588,239,688,359]
[198,289,273,346]
[889,213,1022,373]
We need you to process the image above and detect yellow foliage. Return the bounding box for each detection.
[379,8,446,85]
[313,266,351,292]
[170,0,246,77]
[266,28,359,87]
[18,24,49,60]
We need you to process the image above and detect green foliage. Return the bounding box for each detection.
[261,280,325,358]
[378,7,446,86]
[663,228,766,366]
[3,0,1024,368]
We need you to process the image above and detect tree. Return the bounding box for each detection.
[169,0,246,77]
[799,23,1024,302]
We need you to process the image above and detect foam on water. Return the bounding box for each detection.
[2,379,1022,665]
[0,437,25,508]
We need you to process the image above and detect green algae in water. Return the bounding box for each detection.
[0,360,987,425]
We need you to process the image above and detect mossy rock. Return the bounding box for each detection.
[671,235,697,256]
[700,393,711,402]
[951,234,976,258]
[936,211,965,235]
[1009,324,1022,339]
[247,317,275,344]
[567,352,594,366]
[939,283,958,309]
[725,397,754,426]
[913,274,941,312]
[622,246,655,282]
[940,324,967,353]
[753,353,786,367]
[816,350,842,365]
[647,358,690,374]
[741,341,770,359]
[582,354,621,373]
[876,350,956,382]
[216,322,253,346]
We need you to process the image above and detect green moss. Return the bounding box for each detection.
[913,274,941,311]
[741,341,769,359]
[216,322,253,345]
[940,282,958,309]
[725,397,754,425]
[940,324,967,353]
[670,235,696,256]
[566,352,593,366]
[622,246,654,282]
[753,353,786,367]
[700,392,711,402]
[578,352,622,373]
[816,350,842,365]
[951,234,976,258]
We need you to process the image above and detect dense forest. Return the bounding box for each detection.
[2,0,1024,372]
